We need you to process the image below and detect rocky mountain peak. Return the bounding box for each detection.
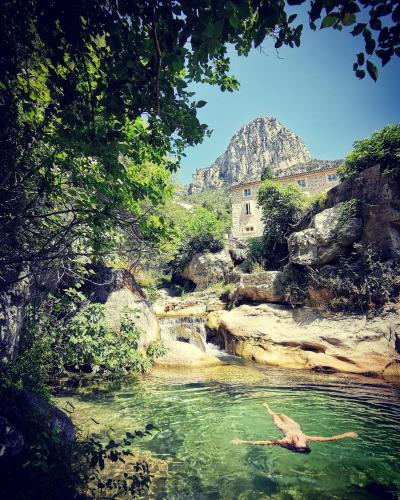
[189,116,311,193]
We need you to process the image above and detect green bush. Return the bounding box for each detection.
[309,248,400,313]
[338,123,400,181]
[256,180,306,270]
[169,207,225,276]
[65,305,151,379]
[1,291,162,394]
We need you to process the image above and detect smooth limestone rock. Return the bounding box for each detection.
[84,266,159,349]
[234,271,286,303]
[189,116,311,193]
[154,340,221,368]
[182,250,234,290]
[288,202,363,266]
[208,303,400,378]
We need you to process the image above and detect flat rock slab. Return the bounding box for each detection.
[155,341,221,368]
[209,303,400,378]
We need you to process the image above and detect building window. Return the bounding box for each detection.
[245,202,251,215]
[245,226,254,232]
[297,179,306,188]
[244,188,252,197]
[327,173,337,182]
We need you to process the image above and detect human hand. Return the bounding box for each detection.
[231,438,243,445]
[347,432,358,438]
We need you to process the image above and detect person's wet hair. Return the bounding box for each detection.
[285,444,311,454]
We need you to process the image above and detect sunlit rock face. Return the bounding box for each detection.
[189,116,311,193]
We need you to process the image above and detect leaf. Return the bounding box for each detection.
[342,13,356,26]
[195,100,207,108]
[366,60,378,81]
[288,14,297,23]
[351,23,366,36]
[357,53,364,65]
[345,2,360,14]
[287,0,304,5]
[365,37,376,55]
[370,18,382,31]
[355,69,365,79]
[376,49,392,66]
[321,13,339,28]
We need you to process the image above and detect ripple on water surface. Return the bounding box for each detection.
[56,362,400,500]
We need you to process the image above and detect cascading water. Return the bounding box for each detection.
[159,316,208,351]
[158,315,231,359]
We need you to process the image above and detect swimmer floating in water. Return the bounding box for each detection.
[231,403,358,453]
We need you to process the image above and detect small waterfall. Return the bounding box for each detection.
[159,316,208,351]
[158,315,237,361]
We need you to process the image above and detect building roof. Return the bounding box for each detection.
[274,159,343,179]
[229,159,343,189]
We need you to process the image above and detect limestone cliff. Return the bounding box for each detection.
[189,116,311,193]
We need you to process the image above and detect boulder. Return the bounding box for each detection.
[208,303,400,378]
[325,165,400,259]
[234,271,286,303]
[84,266,159,349]
[288,202,363,266]
[228,238,248,264]
[182,250,234,290]
[0,417,24,458]
[1,388,75,442]
[154,340,221,368]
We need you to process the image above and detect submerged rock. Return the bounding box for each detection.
[208,303,400,378]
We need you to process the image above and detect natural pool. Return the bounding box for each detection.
[56,360,400,499]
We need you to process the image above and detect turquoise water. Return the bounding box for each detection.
[56,361,400,499]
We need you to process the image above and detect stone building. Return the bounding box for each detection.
[230,160,342,240]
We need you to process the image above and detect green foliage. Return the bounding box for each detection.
[338,124,400,181]
[0,385,156,499]
[2,292,161,392]
[260,165,274,181]
[0,317,53,399]
[303,191,328,212]
[279,264,310,304]
[337,198,361,225]
[180,188,232,233]
[309,248,400,313]
[168,206,226,277]
[256,180,306,270]
[65,305,151,379]
[246,237,267,270]
[81,430,156,498]
[146,341,167,359]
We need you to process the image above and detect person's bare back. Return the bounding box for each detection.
[231,403,358,453]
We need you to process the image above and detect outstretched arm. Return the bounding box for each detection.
[231,438,282,446]
[307,432,358,442]
[262,403,275,417]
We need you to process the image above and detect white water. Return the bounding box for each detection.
[158,315,237,361]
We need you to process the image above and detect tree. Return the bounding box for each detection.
[338,123,400,180]
[256,180,306,269]
[1,0,398,287]
[287,0,400,81]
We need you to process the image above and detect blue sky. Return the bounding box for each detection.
[178,19,400,185]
